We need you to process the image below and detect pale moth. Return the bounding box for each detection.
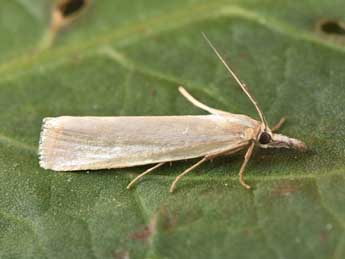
[39,34,307,192]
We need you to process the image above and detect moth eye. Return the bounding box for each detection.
[259,132,271,144]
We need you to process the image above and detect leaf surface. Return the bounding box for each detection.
[0,1,344,258]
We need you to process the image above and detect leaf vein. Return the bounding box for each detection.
[2,3,345,82]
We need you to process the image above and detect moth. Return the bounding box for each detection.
[39,34,307,192]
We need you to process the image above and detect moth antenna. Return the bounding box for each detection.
[202,32,268,128]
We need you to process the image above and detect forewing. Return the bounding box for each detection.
[39,115,259,171]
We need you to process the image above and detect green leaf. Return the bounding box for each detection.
[1,1,344,258]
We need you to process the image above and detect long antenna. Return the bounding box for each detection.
[202,32,268,128]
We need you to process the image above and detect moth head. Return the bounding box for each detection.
[258,131,272,145]
[258,128,307,151]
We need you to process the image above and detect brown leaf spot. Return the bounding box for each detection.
[258,154,274,161]
[317,19,345,36]
[315,19,345,46]
[58,0,87,17]
[159,207,179,232]
[271,181,299,197]
[130,226,152,241]
[150,88,157,97]
[130,214,157,242]
[319,231,328,243]
[51,0,90,32]
[239,52,249,60]
[112,251,129,259]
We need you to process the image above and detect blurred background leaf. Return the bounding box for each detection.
[0,1,344,258]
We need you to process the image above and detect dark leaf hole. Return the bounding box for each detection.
[319,20,345,36]
[58,0,87,17]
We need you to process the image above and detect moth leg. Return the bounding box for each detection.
[169,157,207,193]
[239,141,255,189]
[271,117,286,132]
[127,162,165,189]
[178,86,228,115]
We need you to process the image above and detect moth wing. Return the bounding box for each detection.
[39,115,259,171]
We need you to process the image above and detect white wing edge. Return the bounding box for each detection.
[38,117,56,170]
